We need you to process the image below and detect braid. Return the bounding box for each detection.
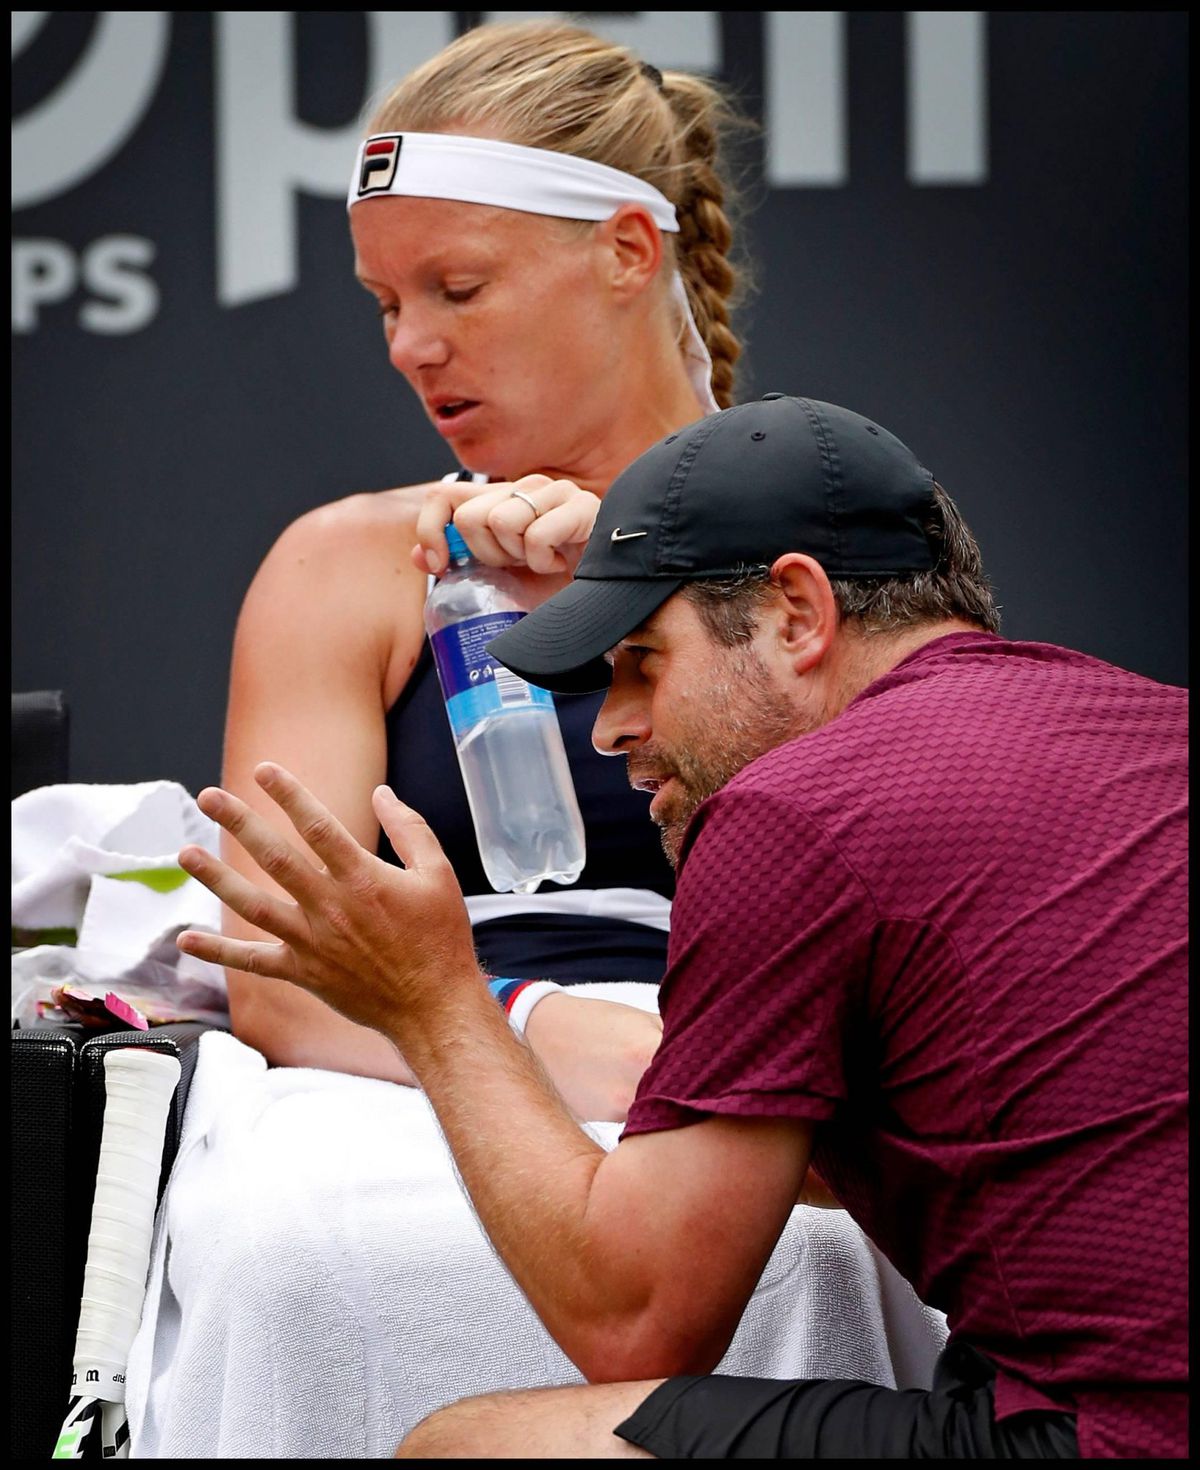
[660,71,747,409]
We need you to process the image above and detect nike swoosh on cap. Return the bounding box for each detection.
[610,528,649,542]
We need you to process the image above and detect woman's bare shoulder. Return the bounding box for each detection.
[288,481,441,539]
[239,484,439,639]
[231,486,442,707]
[250,483,439,581]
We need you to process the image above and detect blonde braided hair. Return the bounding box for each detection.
[656,70,744,409]
[366,20,754,408]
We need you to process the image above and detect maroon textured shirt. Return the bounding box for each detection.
[624,633,1188,1458]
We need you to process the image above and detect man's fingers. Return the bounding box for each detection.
[177,927,295,982]
[372,786,453,875]
[253,763,367,880]
[178,842,300,941]
[195,784,324,902]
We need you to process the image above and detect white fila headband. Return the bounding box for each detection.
[348,131,719,415]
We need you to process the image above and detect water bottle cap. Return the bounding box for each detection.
[444,523,472,565]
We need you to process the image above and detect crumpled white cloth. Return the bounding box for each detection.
[126,985,948,1459]
[11,781,228,1027]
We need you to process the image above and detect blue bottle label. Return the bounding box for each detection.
[430,613,554,739]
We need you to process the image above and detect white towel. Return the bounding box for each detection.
[125,983,948,1459]
[11,780,228,1027]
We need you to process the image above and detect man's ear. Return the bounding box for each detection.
[595,203,663,300]
[768,554,839,675]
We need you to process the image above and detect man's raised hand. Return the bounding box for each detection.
[177,762,481,1040]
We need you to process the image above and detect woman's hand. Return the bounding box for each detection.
[523,991,663,1124]
[176,763,481,1043]
[413,473,601,577]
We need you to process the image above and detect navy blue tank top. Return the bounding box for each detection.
[381,642,674,982]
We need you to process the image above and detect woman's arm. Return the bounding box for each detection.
[223,475,663,1110]
[523,992,663,1123]
[220,488,429,1078]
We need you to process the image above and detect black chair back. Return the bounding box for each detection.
[13,690,69,798]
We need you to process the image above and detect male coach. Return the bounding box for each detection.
[178,395,1187,1459]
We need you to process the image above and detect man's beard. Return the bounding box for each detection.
[631,649,805,868]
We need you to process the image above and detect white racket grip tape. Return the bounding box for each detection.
[70,1048,181,1402]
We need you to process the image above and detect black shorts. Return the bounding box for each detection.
[614,1341,1079,1459]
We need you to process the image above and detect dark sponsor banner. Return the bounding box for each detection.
[11,12,1187,791]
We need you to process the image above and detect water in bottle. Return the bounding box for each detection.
[424,524,586,894]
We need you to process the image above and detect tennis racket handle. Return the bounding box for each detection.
[69,1048,181,1398]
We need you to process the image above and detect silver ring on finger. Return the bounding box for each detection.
[509,489,541,518]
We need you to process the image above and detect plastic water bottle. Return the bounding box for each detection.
[424,524,586,894]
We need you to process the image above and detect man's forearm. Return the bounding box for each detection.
[173,770,717,1380]
[390,979,657,1378]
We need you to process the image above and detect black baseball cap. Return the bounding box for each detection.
[487,394,938,693]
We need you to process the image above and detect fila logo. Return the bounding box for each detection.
[357,134,402,197]
[610,528,649,542]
